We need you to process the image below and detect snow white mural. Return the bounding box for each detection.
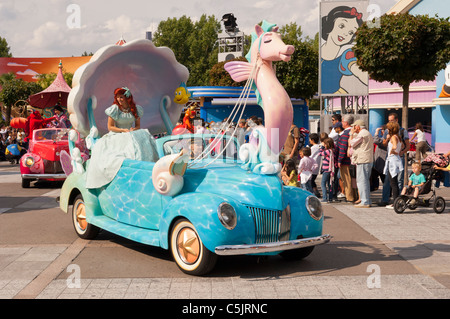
[320,1,369,96]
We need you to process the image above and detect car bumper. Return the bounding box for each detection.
[22,173,66,180]
[214,234,332,256]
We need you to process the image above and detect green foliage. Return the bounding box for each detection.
[0,36,12,57]
[353,13,450,87]
[0,72,16,86]
[275,23,319,100]
[153,15,221,86]
[36,71,73,89]
[0,78,41,106]
[0,76,41,124]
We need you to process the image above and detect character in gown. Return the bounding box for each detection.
[85,87,158,189]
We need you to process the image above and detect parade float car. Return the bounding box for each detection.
[58,34,330,275]
[59,132,331,275]
[20,128,85,188]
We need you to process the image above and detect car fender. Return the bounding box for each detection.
[282,186,323,239]
[59,172,102,220]
[159,192,255,252]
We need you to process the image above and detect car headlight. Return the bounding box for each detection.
[24,156,35,167]
[306,196,323,221]
[217,202,237,230]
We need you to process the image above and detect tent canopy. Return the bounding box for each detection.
[28,61,71,109]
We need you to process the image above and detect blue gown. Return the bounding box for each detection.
[85,104,158,189]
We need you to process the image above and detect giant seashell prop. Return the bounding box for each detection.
[68,39,189,138]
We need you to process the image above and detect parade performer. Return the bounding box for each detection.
[172,104,197,134]
[24,110,56,143]
[85,87,158,189]
[52,104,71,128]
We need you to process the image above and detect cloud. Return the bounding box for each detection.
[2,0,399,57]
[104,15,134,34]
[252,1,273,10]
[7,63,28,67]
[16,69,39,78]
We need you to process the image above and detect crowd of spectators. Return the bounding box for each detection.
[0,125,27,163]
[279,112,442,209]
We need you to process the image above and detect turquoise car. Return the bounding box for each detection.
[59,133,331,275]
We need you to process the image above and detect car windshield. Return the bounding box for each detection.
[163,134,239,161]
[33,129,70,142]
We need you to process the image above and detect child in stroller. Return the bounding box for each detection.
[393,157,447,214]
[400,162,426,203]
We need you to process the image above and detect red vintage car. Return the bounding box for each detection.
[20,128,85,188]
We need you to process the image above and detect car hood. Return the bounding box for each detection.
[31,141,69,161]
[181,163,285,210]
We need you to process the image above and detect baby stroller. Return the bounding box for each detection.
[393,155,447,214]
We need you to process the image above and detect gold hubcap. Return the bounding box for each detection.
[177,227,200,264]
[75,202,87,231]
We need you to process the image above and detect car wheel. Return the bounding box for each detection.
[22,178,30,188]
[72,194,99,239]
[433,196,446,214]
[393,196,407,214]
[280,246,314,261]
[170,219,217,276]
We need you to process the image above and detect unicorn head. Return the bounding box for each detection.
[246,20,295,65]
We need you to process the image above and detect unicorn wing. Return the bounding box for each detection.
[224,61,254,82]
[60,150,73,176]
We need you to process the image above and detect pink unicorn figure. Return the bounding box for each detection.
[225,21,294,173]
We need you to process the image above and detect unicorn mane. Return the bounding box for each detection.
[245,20,278,63]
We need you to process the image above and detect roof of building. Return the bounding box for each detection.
[388,0,422,14]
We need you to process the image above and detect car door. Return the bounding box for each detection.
[97,159,162,230]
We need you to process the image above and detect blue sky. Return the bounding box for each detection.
[0,0,397,57]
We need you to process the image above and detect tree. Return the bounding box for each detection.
[353,13,450,181]
[353,13,450,130]
[0,36,12,57]
[186,15,221,86]
[275,22,319,102]
[153,15,195,75]
[0,77,41,125]
[153,15,221,86]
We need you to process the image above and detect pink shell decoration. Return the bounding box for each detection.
[68,39,189,137]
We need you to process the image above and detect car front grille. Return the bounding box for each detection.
[246,205,291,244]
[43,159,63,174]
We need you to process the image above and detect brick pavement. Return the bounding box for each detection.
[1,161,450,299]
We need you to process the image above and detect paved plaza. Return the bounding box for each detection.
[1,162,450,299]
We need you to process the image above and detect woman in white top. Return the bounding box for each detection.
[410,122,428,162]
[383,122,404,208]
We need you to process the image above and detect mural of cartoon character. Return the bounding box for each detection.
[320,4,369,95]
